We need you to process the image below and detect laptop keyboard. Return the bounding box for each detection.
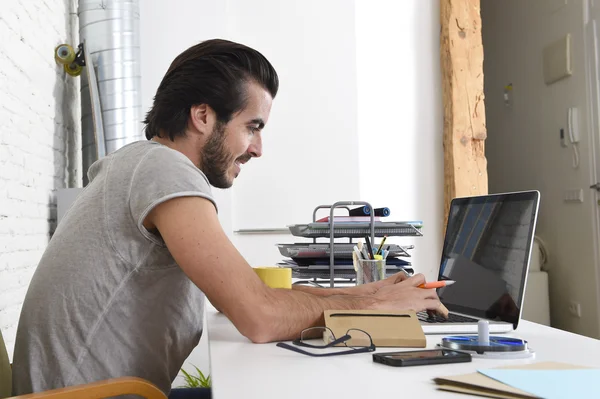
[417,311,479,323]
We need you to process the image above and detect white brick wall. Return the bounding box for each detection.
[0,0,80,361]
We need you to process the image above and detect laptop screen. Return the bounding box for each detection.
[437,191,539,324]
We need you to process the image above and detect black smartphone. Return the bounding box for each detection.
[372,349,471,367]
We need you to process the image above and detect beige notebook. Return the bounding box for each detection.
[434,361,591,399]
[323,309,426,348]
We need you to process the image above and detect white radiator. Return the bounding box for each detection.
[521,239,551,326]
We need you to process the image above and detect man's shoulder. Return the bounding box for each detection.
[89,140,165,180]
[115,140,179,162]
[125,141,213,198]
[107,140,198,176]
[96,139,213,200]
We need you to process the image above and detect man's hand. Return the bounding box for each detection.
[353,270,410,296]
[433,303,449,319]
[353,271,448,318]
[369,273,441,312]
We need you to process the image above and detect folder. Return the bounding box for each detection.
[434,361,594,399]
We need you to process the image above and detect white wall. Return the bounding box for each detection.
[355,0,443,282]
[482,0,600,338]
[226,0,361,267]
[141,0,444,386]
[0,0,80,359]
[228,0,360,232]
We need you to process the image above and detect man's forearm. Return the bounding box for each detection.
[247,288,376,343]
[291,284,355,296]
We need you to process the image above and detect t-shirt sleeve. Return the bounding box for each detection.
[129,146,217,243]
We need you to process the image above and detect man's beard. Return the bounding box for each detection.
[200,123,249,189]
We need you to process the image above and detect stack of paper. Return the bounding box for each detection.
[434,361,600,399]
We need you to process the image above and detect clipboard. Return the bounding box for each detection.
[323,309,426,348]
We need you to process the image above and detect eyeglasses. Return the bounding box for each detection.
[276,326,376,357]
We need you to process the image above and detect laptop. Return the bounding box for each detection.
[418,190,540,334]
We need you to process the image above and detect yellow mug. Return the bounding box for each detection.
[254,267,292,289]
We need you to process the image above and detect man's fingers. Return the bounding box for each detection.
[424,298,442,311]
[425,302,447,319]
[437,303,449,319]
[401,273,426,287]
[393,270,410,283]
[419,287,439,300]
[373,272,407,291]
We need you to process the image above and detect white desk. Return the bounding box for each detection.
[206,308,600,398]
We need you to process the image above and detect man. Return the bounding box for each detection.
[12,39,442,398]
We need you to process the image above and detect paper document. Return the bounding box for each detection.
[434,361,594,399]
[479,369,600,399]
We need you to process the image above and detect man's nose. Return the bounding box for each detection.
[248,135,262,158]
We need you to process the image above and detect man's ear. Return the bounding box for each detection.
[189,104,216,135]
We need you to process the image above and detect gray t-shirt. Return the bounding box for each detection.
[12,140,216,395]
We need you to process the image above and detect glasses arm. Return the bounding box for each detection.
[293,334,352,349]
[276,342,375,357]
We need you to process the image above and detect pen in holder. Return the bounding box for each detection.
[354,256,386,285]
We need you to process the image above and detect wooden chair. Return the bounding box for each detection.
[0,329,166,399]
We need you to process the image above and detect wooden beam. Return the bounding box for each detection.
[440,0,488,231]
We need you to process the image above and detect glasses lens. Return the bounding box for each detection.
[345,329,373,348]
[300,327,335,346]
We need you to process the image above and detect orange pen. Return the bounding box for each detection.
[418,280,456,289]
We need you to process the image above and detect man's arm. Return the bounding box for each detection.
[146,197,440,343]
[291,285,354,296]
[291,271,410,297]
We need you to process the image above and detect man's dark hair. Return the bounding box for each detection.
[143,39,279,140]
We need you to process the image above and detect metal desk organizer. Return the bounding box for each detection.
[286,201,423,287]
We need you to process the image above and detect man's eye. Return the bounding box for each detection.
[249,127,259,134]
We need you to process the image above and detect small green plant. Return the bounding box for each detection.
[180,365,211,388]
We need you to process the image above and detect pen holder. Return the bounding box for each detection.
[355,258,386,285]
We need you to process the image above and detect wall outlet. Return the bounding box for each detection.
[568,301,582,318]
[563,189,584,203]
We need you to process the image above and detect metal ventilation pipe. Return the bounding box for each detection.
[78,0,142,185]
